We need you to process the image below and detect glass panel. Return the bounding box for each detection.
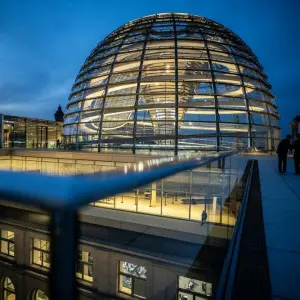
[1,240,8,254]
[134,278,146,298]
[3,277,15,300]
[119,275,132,294]
[178,276,212,296]
[219,110,248,123]
[178,292,193,300]
[3,123,14,148]
[35,289,49,300]
[216,84,243,97]
[33,249,42,265]
[250,113,269,125]
[43,253,50,268]
[13,123,26,148]
[214,72,241,85]
[64,113,80,125]
[217,97,246,110]
[120,261,147,279]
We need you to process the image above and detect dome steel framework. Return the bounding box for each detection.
[63,13,280,155]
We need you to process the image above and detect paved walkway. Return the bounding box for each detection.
[256,155,300,300]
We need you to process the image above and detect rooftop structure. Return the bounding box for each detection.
[63,13,280,155]
[0,113,63,149]
[0,148,248,299]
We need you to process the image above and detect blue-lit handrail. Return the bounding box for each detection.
[0,149,240,300]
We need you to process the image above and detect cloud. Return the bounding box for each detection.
[0,78,72,119]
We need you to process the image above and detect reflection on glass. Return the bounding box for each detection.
[119,261,147,298]
[178,275,212,298]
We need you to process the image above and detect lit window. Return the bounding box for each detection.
[32,239,50,268]
[118,261,147,299]
[32,289,49,300]
[76,250,93,282]
[2,277,15,300]
[0,230,15,257]
[178,276,212,299]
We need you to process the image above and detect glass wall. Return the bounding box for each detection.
[93,155,247,227]
[0,153,248,229]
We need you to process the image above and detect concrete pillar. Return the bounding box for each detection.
[151,182,157,207]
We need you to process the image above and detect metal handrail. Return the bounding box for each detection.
[0,150,239,299]
[0,150,237,210]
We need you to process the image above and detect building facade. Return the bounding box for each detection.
[63,13,280,155]
[0,195,226,300]
[0,149,244,299]
[0,114,63,149]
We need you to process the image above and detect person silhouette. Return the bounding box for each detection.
[276,134,292,174]
[201,210,207,225]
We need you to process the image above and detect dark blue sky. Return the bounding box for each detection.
[0,0,299,135]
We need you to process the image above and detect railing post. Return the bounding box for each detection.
[50,209,78,300]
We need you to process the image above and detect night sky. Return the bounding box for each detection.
[0,0,299,135]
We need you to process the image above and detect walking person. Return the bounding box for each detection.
[201,210,207,226]
[276,134,292,174]
[292,133,300,175]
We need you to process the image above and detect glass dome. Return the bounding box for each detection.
[63,13,280,155]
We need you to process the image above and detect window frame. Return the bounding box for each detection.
[177,276,211,300]
[32,288,49,300]
[31,238,51,269]
[76,249,93,283]
[2,277,16,300]
[118,261,147,299]
[0,230,15,257]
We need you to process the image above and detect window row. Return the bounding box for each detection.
[118,261,212,299]
[69,84,273,104]
[66,96,276,113]
[1,277,48,300]
[84,44,257,70]
[0,271,211,300]
[73,69,268,95]
[90,32,255,62]
[0,232,93,283]
[80,53,261,78]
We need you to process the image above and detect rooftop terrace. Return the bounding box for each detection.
[0,149,298,299]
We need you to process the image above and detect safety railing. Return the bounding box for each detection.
[0,149,247,299]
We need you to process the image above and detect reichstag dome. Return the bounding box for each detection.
[63,13,280,155]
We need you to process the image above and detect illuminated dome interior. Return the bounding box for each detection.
[63,13,280,155]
